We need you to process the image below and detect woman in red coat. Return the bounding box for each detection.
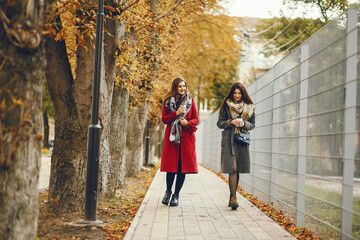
[160,77,199,207]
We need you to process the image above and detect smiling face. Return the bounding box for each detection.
[177,81,186,95]
[233,88,242,102]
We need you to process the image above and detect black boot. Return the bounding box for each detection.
[162,191,172,205]
[169,193,179,206]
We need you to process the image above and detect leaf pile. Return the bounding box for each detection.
[201,164,320,240]
[37,165,158,240]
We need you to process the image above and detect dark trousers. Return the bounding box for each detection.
[166,145,186,194]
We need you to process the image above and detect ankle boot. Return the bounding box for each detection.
[229,196,239,210]
[162,191,172,205]
[169,193,179,206]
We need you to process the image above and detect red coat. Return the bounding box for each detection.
[160,97,199,173]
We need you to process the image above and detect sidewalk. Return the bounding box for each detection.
[124,165,295,240]
[39,152,51,191]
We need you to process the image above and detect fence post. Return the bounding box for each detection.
[296,44,309,226]
[341,8,358,240]
[249,80,258,193]
[270,67,280,204]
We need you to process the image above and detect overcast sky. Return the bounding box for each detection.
[221,0,284,18]
[222,0,358,19]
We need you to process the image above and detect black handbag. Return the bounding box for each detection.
[234,131,250,145]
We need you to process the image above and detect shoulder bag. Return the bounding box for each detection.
[234,131,250,145]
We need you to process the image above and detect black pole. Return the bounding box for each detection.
[158,123,162,158]
[144,120,150,166]
[84,0,104,222]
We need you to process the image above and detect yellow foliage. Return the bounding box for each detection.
[44,0,241,121]
[41,148,50,154]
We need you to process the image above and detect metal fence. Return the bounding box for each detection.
[196,8,360,240]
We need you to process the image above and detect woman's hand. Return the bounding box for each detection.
[176,105,186,116]
[179,117,189,126]
[231,119,244,127]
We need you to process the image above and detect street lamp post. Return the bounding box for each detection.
[84,0,104,221]
[144,120,150,166]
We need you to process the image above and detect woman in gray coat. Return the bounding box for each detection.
[217,82,255,210]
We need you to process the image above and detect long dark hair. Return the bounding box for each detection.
[219,82,253,111]
[164,77,188,102]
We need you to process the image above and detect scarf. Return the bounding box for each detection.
[226,99,255,134]
[165,93,192,144]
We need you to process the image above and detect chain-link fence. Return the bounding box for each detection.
[196,8,360,240]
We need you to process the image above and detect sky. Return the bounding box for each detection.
[222,0,358,19]
[221,0,284,18]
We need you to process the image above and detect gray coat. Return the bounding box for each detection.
[217,105,255,174]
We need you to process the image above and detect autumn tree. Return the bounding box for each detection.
[283,0,349,22]
[207,64,238,110]
[145,2,242,137]
[44,0,119,212]
[123,0,161,177]
[142,4,242,169]
[0,0,46,239]
[43,0,213,212]
[120,0,218,176]
[257,0,349,56]
[257,17,325,56]
[177,13,241,111]
[42,0,238,213]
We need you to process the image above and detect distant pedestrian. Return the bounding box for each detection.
[217,82,255,210]
[160,77,199,207]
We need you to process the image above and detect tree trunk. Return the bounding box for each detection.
[0,1,46,239]
[125,0,159,177]
[126,99,152,176]
[147,122,161,165]
[43,108,50,148]
[45,0,121,210]
[45,33,88,213]
[99,7,125,197]
[110,84,129,189]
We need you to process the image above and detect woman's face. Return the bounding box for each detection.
[177,81,186,95]
[233,88,242,102]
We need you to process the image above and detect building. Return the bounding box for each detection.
[237,17,283,84]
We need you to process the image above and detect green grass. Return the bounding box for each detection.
[274,175,360,239]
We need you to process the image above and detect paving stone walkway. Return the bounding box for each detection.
[124,165,295,240]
